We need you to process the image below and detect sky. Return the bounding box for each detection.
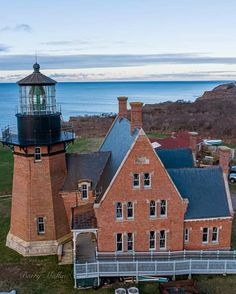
[0,0,236,82]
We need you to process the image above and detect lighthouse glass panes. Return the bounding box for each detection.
[19,84,56,115]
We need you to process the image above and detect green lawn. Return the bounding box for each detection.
[2,138,236,293]
[0,145,13,195]
[67,137,104,153]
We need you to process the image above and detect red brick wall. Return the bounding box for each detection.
[95,133,187,252]
[10,144,70,242]
[184,218,232,250]
[61,190,95,227]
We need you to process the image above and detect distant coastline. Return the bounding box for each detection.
[0,80,232,128]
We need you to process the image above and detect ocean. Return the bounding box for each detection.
[0,81,231,128]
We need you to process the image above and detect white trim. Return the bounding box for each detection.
[149,200,157,218]
[116,233,123,252]
[132,173,140,189]
[212,227,219,243]
[115,202,123,220]
[127,232,134,251]
[223,173,234,216]
[143,172,151,188]
[126,201,134,220]
[184,216,232,222]
[159,230,167,250]
[96,129,140,206]
[160,199,167,218]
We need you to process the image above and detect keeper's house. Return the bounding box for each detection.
[1,65,233,260]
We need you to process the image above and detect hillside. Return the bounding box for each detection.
[69,83,236,143]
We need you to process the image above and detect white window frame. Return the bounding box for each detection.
[184,228,189,243]
[160,230,166,250]
[81,184,89,199]
[116,202,123,220]
[202,227,209,244]
[34,147,41,162]
[149,200,156,218]
[37,217,45,234]
[160,200,167,217]
[149,231,156,250]
[133,173,140,188]
[116,233,123,252]
[144,173,151,188]
[212,227,219,243]
[127,202,134,219]
[127,232,134,251]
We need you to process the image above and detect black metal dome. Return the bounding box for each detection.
[17,63,57,86]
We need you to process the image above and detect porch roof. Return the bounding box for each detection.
[73,204,97,230]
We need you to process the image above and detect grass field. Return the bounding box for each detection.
[1,138,236,293]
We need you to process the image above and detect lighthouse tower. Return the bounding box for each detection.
[1,63,74,256]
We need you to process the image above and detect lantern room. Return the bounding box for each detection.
[17,63,57,115]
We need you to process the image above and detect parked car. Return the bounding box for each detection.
[229,173,236,183]
[230,166,236,173]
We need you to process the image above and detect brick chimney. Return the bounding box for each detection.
[219,146,231,174]
[130,102,143,133]
[189,131,198,159]
[117,96,128,119]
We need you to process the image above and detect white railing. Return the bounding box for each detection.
[75,259,236,279]
[95,250,236,261]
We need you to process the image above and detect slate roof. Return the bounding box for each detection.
[62,152,111,191]
[156,148,194,169]
[17,63,57,85]
[96,117,139,202]
[168,167,231,219]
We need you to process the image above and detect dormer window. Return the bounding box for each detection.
[81,184,89,199]
[78,180,91,200]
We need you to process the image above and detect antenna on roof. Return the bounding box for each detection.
[35,50,38,63]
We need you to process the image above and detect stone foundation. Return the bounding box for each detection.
[6,233,59,256]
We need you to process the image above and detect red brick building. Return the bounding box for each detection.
[1,66,233,258]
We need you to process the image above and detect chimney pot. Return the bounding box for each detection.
[130,102,143,133]
[117,96,128,119]
[219,146,231,174]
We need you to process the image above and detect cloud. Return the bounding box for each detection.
[0,24,32,32]
[0,44,10,52]
[1,53,236,71]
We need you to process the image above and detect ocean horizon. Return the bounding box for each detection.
[0,80,232,128]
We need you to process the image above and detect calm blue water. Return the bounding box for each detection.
[0,81,231,128]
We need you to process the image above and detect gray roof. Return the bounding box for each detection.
[62,152,111,191]
[168,167,231,219]
[156,148,194,169]
[96,117,139,202]
[17,63,57,85]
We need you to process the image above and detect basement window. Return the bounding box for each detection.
[37,217,45,234]
[34,147,41,162]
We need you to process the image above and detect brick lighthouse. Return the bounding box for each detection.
[1,63,74,256]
